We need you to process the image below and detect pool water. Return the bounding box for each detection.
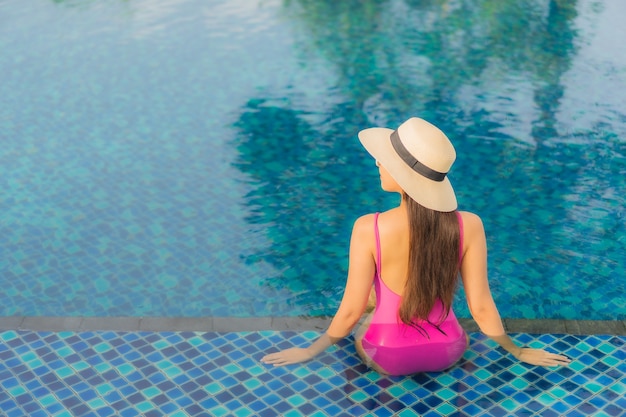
[1,0,625,320]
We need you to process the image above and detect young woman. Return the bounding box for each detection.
[261,117,570,375]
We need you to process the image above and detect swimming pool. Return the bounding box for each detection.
[1,0,625,320]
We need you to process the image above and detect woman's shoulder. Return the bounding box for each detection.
[353,212,377,231]
[349,213,378,252]
[353,207,402,227]
[458,210,486,240]
[458,210,483,226]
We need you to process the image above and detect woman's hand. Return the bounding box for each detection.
[261,348,314,366]
[516,348,571,367]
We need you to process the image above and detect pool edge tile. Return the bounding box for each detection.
[81,317,141,331]
[20,316,83,331]
[0,316,24,330]
[140,317,212,332]
[3,317,626,335]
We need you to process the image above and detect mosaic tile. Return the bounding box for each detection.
[0,330,624,416]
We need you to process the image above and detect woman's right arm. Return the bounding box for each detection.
[261,214,376,367]
[460,212,571,367]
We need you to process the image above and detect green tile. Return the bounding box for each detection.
[462,350,479,360]
[602,356,619,367]
[500,398,520,412]
[39,394,58,407]
[87,398,106,409]
[96,383,114,395]
[9,385,26,397]
[207,406,230,417]
[20,351,37,362]
[170,412,192,417]
[585,382,604,394]
[246,365,266,377]
[609,382,625,395]
[436,374,456,387]
[71,361,89,371]
[365,372,384,382]
[55,367,75,378]
[142,386,161,398]
[317,367,335,379]
[387,385,406,397]
[223,363,241,374]
[349,390,368,402]
[474,369,492,381]
[163,366,182,378]
[398,378,421,391]
[576,342,591,352]
[94,342,112,353]
[597,343,617,355]
[508,364,528,376]
[94,362,112,373]
[242,379,262,390]
[188,335,205,346]
[154,340,170,350]
[510,377,529,390]
[135,401,154,412]
[537,393,556,405]
[233,408,254,417]
[286,394,306,407]
[27,358,43,368]
[435,402,457,415]
[548,387,567,398]
[157,360,173,369]
[205,382,223,394]
[55,347,75,358]
[117,364,135,376]
[436,388,457,401]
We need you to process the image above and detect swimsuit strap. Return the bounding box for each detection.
[455,210,464,264]
[374,212,382,278]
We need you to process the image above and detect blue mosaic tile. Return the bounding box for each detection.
[0,330,624,416]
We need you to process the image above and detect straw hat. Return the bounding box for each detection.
[358,117,457,212]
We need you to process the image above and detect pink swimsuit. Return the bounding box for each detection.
[360,212,467,375]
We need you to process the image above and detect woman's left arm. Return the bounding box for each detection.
[261,214,376,366]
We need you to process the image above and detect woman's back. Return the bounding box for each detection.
[358,210,467,375]
[375,207,410,295]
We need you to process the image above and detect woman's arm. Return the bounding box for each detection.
[460,212,570,367]
[261,214,376,366]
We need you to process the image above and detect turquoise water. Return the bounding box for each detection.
[0,0,625,319]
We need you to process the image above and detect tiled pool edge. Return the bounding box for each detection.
[1,316,625,335]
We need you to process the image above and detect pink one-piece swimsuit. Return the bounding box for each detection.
[360,212,468,375]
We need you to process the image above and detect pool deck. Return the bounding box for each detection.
[1,317,625,416]
[1,316,625,335]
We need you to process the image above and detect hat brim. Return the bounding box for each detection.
[358,127,457,212]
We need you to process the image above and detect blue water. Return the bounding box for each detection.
[1,0,625,320]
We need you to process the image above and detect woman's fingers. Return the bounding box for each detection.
[261,353,285,364]
[519,349,572,367]
[261,348,313,366]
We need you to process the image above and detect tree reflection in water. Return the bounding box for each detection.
[235,0,622,319]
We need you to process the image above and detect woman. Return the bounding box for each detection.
[261,117,570,375]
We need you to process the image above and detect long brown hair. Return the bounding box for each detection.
[399,193,460,333]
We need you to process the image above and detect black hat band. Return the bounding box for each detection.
[390,130,447,182]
